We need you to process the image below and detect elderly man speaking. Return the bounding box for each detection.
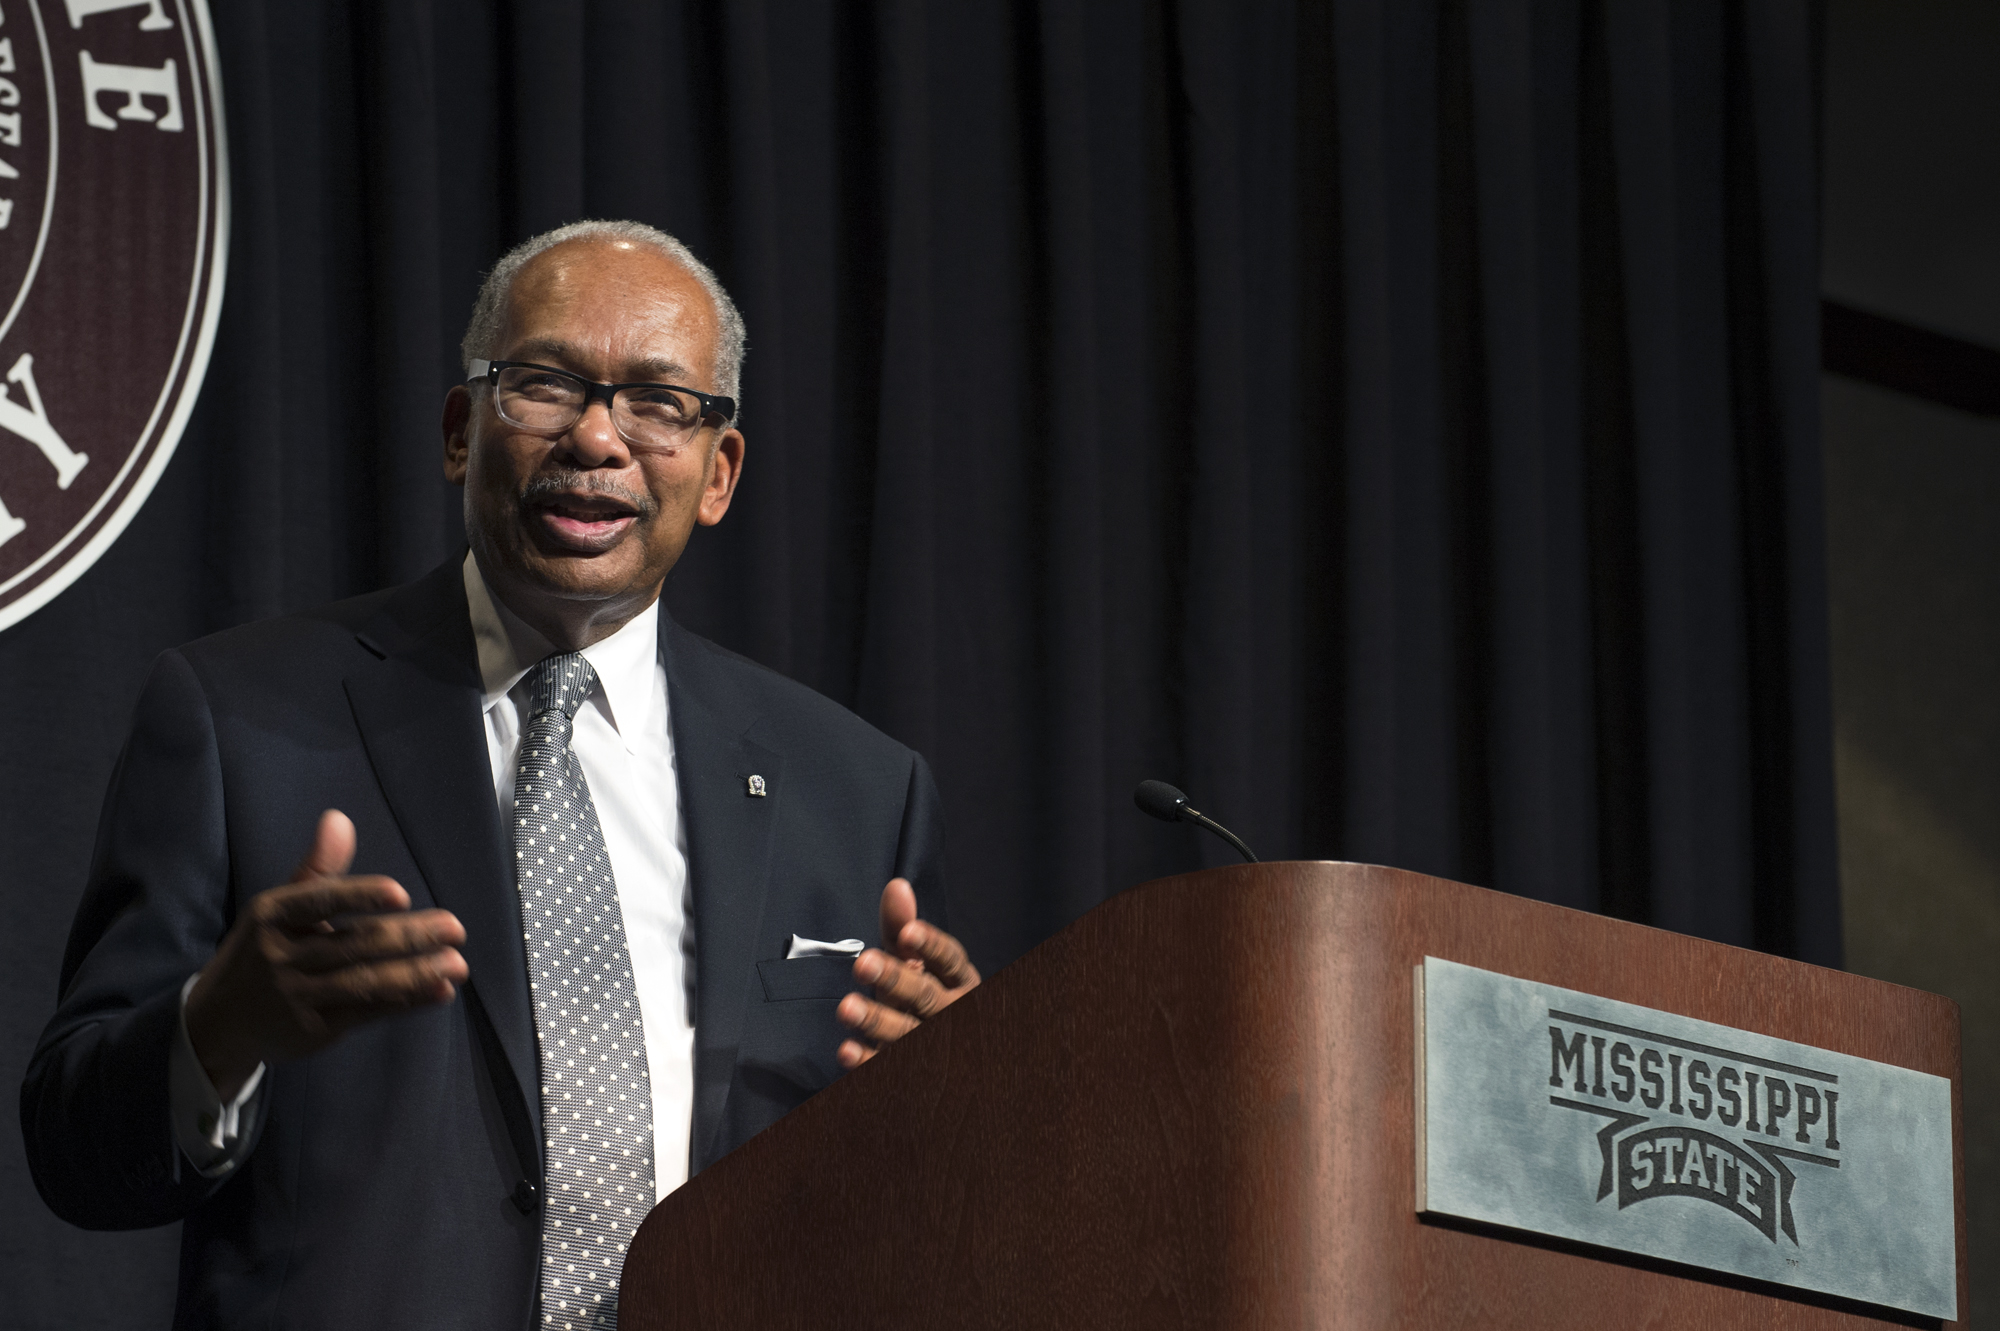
[22,221,976,1330]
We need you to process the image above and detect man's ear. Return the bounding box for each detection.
[696,427,746,527]
[442,385,473,485]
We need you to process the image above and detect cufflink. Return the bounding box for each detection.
[746,774,767,797]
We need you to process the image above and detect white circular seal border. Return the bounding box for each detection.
[0,0,228,632]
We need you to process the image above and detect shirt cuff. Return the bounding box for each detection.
[169,973,266,1178]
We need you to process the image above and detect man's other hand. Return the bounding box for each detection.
[835,877,979,1069]
[183,810,468,1099]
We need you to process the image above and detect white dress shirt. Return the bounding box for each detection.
[171,553,697,1201]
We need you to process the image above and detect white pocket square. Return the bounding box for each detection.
[785,934,865,959]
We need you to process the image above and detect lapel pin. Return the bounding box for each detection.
[745,774,767,798]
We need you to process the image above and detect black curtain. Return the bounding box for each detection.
[0,2,1834,1323]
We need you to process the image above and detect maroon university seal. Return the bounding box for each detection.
[0,0,225,630]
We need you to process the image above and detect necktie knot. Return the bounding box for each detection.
[525,652,597,723]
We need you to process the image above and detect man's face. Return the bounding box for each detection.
[443,239,744,636]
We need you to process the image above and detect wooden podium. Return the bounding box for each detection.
[620,862,1965,1328]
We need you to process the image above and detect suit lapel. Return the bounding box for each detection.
[338,573,785,1172]
[662,615,782,1166]
[342,561,540,1146]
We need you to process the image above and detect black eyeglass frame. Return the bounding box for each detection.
[468,358,738,436]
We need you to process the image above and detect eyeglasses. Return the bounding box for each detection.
[468,359,736,453]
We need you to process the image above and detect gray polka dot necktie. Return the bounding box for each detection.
[515,653,654,1330]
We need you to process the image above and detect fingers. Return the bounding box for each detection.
[300,949,470,1019]
[273,811,410,926]
[256,875,413,931]
[892,919,980,990]
[283,908,466,975]
[292,809,358,882]
[876,877,980,989]
[192,836,461,1083]
[836,990,921,1045]
[878,877,917,953]
[833,892,983,1071]
[855,948,948,1019]
[835,940,968,1069]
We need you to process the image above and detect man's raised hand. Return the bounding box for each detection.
[835,877,979,1069]
[183,810,468,1099]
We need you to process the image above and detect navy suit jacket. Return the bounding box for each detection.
[20,557,945,1329]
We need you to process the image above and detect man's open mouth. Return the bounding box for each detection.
[530,493,642,551]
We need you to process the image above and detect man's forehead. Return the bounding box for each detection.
[513,237,703,303]
[504,335,697,385]
[499,240,718,380]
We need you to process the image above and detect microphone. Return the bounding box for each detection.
[1133,780,1260,864]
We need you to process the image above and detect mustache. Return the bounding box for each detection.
[518,470,658,519]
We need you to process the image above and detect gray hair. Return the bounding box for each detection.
[459,219,747,412]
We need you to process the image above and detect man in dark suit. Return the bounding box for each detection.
[21,221,976,1329]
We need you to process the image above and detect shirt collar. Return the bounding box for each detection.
[462,551,661,744]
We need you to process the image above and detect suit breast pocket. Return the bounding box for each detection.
[729,959,857,1144]
[756,955,860,1003]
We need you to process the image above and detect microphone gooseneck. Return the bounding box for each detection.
[1132,780,1259,864]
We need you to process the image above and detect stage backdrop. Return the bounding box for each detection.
[0,1,1832,1324]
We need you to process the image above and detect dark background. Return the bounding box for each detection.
[1818,0,2000,1320]
[0,1,1874,1324]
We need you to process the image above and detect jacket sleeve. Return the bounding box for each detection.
[893,750,949,941]
[18,648,254,1229]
